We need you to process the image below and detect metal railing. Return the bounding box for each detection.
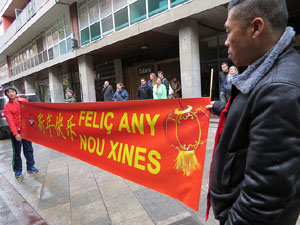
[0,0,48,54]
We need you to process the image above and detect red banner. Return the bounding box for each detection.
[21,98,210,210]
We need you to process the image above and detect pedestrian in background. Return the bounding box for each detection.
[157,71,169,95]
[102,81,114,101]
[137,78,153,99]
[114,83,129,101]
[147,72,157,89]
[153,77,167,99]
[4,87,39,178]
[169,77,181,99]
[65,90,76,103]
[224,65,238,101]
[218,62,229,102]
[206,0,300,224]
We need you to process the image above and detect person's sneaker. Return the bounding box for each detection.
[27,167,39,173]
[15,171,22,178]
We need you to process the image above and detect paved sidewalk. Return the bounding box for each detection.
[0,121,219,225]
[0,173,48,225]
[0,119,299,225]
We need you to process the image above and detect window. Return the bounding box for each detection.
[46,31,52,47]
[43,51,48,62]
[60,41,67,55]
[52,27,59,45]
[90,22,101,41]
[53,45,60,58]
[79,6,89,29]
[89,0,100,24]
[130,0,146,24]
[65,17,71,38]
[58,22,65,41]
[89,0,101,41]
[81,27,90,45]
[113,0,127,11]
[170,0,188,8]
[148,0,168,17]
[102,15,113,36]
[114,7,129,31]
[100,0,112,19]
[36,37,44,53]
[78,0,86,8]
[66,38,72,52]
[48,48,54,60]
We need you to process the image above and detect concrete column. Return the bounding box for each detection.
[114,58,123,84]
[49,67,64,103]
[78,55,96,102]
[24,76,36,94]
[43,84,50,103]
[179,19,201,98]
[11,80,23,93]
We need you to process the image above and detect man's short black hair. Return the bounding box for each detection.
[4,86,17,96]
[228,0,288,32]
[221,62,228,66]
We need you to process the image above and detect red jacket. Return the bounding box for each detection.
[4,99,25,136]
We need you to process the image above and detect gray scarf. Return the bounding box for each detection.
[232,26,296,94]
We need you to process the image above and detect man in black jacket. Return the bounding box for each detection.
[206,0,300,224]
[218,62,229,103]
[102,81,114,101]
[137,78,153,100]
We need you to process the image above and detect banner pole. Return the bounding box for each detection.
[210,68,214,98]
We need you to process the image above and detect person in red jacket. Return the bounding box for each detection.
[4,87,39,178]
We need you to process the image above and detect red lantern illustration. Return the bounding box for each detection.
[164,105,209,176]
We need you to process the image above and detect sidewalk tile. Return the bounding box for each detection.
[38,172,69,211]
[156,212,191,225]
[70,188,102,209]
[39,203,71,225]
[115,214,154,225]
[134,188,186,223]
[71,201,108,225]
[106,201,147,225]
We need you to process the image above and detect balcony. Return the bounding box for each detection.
[0,0,77,62]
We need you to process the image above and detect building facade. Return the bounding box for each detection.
[0,0,299,102]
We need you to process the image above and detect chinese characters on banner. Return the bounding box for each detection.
[21,98,210,211]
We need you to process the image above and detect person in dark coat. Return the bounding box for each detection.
[137,78,153,100]
[206,0,300,225]
[218,62,229,103]
[114,83,129,101]
[102,81,114,101]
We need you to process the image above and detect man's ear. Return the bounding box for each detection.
[250,17,264,39]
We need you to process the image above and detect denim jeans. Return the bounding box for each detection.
[11,132,35,172]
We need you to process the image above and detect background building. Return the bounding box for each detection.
[0,0,299,102]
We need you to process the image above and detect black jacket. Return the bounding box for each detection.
[210,48,300,225]
[161,77,169,95]
[102,85,114,101]
[137,84,153,100]
[219,71,227,93]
